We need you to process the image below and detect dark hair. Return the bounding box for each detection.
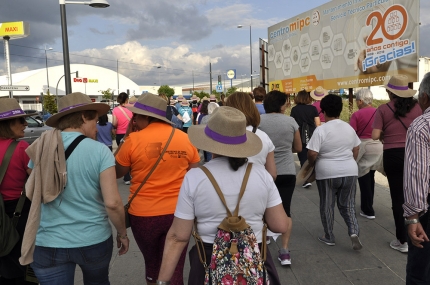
[320,94,342,118]
[0,119,17,139]
[228,157,248,171]
[117,92,129,104]
[253,87,266,102]
[200,100,209,115]
[57,110,98,130]
[263,90,287,113]
[225,92,260,128]
[98,114,108,126]
[391,93,418,118]
[294,90,312,105]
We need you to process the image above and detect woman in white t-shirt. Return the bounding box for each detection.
[157,107,288,285]
[225,92,276,179]
[307,94,362,250]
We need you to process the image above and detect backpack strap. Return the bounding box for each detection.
[0,141,18,185]
[65,135,86,160]
[199,163,253,218]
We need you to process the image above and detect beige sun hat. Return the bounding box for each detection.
[191,94,199,102]
[45,92,109,128]
[295,160,316,186]
[202,96,209,102]
[385,74,417,98]
[188,106,262,158]
[209,94,217,102]
[127,93,173,124]
[310,86,328,101]
[0,98,37,121]
[181,98,189,106]
[128,96,138,104]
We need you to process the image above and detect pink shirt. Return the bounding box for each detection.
[112,106,133,134]
[312,101,324,122]
[350,107,377,139]
[372,101,422,150]
[0,139,30,200]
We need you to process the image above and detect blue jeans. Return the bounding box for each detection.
[406,208,430,284]
[31,236,113,285]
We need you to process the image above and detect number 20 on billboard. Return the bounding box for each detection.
[366,4,407,46]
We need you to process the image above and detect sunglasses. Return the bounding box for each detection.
[18,117,26,124]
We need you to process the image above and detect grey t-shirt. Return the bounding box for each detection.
[259,114,299,175]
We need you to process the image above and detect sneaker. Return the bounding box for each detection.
[278,250,291,265]
[390,239,408,253]
[350,234,363,250]
[266,236,271,245]
[124,181,130,185]
[360,212,375,220]
[302,182,312,188]
[318,236,335,246]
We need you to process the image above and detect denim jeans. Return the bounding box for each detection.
[406,207,430,284]
[31,236,113,285]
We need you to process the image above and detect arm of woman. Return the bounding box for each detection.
[291,130,302,153]
[314,116,321,127]
[352,146,360,160]
[112,114,118,128]
[307,150,318,167]
[158,217,194,283]
[100,166,129,255]
[372,128,382,141]
[177,114,183,121]
[264,204,289,233]
[264,151,277,180]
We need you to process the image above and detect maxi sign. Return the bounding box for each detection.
[267,0,419,93]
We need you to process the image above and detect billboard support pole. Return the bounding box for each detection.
[349,88,353,118]
[3,36,13,98]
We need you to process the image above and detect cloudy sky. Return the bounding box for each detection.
[0,0,429,88]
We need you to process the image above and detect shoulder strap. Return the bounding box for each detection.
[125,127,175,209]
[65,135,86,160]
[118,106,131,121]
[0,141,18,185]
[357,110,377,137]
[386,103,408,130]
[200,163,253,217]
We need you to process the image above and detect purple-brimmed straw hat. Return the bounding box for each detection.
[310,86,328,101]
[0,98,37,121]
[45,92,109,128]
[385,74,416,98]
[127,93,173,125]
[188,106,262,158]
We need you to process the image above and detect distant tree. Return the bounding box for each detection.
[193,90,209,100]
[226,86,238,96]
[99,88,114,101]
[158,85,175,98]
[43,90,57,114]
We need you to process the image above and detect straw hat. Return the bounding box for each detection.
[128,96,138,104]
[202,96,209,102]
[181,98,189,106]
[169,99,176,106]
[0,98,37,121]
[45,92,109,128]
[310,86,328,101]
[210,94,217,102]
[177,95,184,101]
[191,94,199,102]
[188,106,262,158]
[385,74,416,98]
[295,160,316,185]
[127,94,173,124]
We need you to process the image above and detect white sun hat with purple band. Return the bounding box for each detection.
[0,98,37,121]
[126,93,173,125]
[385,74,417,98]
[45,92,110,128]
[310,86,328,101]
[188,106,262,158]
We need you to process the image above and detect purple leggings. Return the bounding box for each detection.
[130,214,187,285]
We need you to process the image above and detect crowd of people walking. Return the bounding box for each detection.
[1,73,430,284]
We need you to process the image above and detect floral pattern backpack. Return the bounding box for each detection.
[192,163,269,285]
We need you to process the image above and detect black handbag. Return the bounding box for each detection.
[300,122,312,144]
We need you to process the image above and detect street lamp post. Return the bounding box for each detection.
[44,45,53,94]
[237,25,253,91]
[157,66,161,87]
[56,71,79,106]
[59,0,109,95]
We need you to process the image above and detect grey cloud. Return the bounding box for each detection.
[89,28,114,35]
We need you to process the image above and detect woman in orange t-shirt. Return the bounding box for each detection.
[115,94,200,285]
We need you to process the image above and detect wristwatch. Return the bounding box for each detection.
[404,218,420,226]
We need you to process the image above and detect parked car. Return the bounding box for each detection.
[24,110,52,121]
[19,116,52,144]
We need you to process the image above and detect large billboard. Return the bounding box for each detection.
[267,0,419,93]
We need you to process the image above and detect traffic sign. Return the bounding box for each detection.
[216,84,223,93]
[0,85,30,91]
